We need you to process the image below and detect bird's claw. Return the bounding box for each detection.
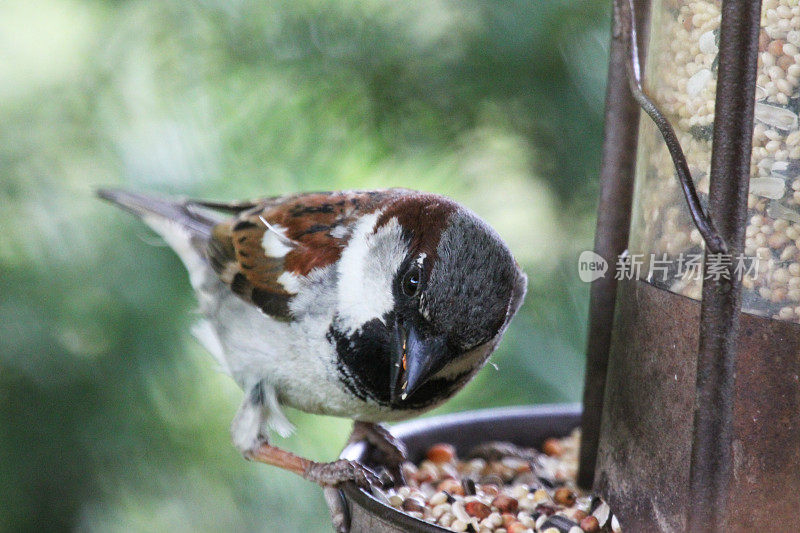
[347,421,407,485]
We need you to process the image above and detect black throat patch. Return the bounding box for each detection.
[327,317,470,410]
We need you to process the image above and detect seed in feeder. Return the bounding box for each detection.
[452,500,471,523]
[542,476,561,489]
[401,461,418,479]
[750,176,786,199]
[481,474,505,487]
[482,483,500,496]
[541,514,580,533]
[554,488,577,506]
[770,39,787,57]
[432,503,451,519]
[427,443,456,463]
[769,232,790,247]
[441,462,460,480]
[592,501,611,526]
[438,478,466,496]
[518,512,536,527]
[416,462,438,482]
[698,30,717,54]
[761,286,773,300]
[531,488,551,503]
[450,519,468,532]
[507,523,531,533]
[542,438,563,457]
[430,491,449,506]
[502,456,531,473]
[760,28,772,50]
[572,509,587,521]
[388,493,404,508]
[486,512,504,527]
[500,510,520,524]
[439,512,455,527]
[530,512,548,529]
[766,139,783,153]
[580,515,601,532]
[774,267,790,284]
[492,494,519,513]
[771,287,788,303]
[779,54,796,71]
[465,500,491,519]
[536,504,557,516]
[462,477,477,496]
[385,432,618,531]
[756,246,773,260]
[466,458,486,472]
[688,66,713,93]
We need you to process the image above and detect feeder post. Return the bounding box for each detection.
[578,0,651,489]
[688,0,763,530]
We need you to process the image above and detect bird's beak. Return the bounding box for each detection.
[391,321,449,404]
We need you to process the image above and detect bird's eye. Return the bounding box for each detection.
[401,266,421,297]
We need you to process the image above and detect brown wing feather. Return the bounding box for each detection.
[204,190,407,320]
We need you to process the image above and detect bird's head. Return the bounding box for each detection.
[332,192,527,412]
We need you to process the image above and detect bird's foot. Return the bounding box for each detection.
[247,442,390,490]
[347,421,408,487]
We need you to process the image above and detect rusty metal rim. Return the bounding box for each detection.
[339,404,582,532]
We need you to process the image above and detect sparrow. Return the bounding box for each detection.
[98,188,527,489]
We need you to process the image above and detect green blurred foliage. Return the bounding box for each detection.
[0,0,609,531]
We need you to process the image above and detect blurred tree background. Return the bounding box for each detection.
[0,0,610,531]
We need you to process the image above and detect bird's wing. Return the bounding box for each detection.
[204,190,400,320]
[99,188,408,321]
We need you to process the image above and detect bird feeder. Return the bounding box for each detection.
[580,0,800,530]
[334,0,800,531]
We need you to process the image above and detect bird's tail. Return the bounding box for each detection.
[96,189,223,288]
[96,189,219,239]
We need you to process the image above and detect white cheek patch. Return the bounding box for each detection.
[336,212,408,333]
[260,223,294,258]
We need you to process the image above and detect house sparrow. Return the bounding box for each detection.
[98,188,527,488]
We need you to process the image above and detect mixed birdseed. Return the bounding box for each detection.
[371,430,621,533]
[630,0,800,322]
